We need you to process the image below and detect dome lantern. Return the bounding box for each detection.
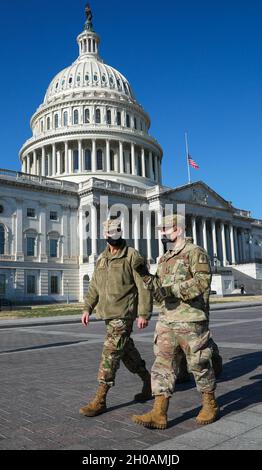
[77,4,100,60]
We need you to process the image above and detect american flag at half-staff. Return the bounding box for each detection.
[185,132,200,184]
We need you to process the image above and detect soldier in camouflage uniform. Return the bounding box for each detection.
[79,219,153,417]
[132,214,219,429]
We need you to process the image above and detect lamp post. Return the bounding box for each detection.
[66,280,69,304]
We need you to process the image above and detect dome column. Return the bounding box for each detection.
[64,141,69,174]
[131,143,136,176]
[106,140,110,172]
[149,151,154,180]
[158,157,162,184]
[91,139,97,171]
[119,141,124,173]
[78,140,83,172]
[52,144,56,176]
[141,148,146,178]
[33,150,37,175]
[57,148,61,175]
[154,154,159,182]
[41,147,45,176]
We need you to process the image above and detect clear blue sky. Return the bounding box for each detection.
[1,0,262,218]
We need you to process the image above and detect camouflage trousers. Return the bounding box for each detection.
[152,317,216,397]
[97,317,148,387]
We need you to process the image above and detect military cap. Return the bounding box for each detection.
[156,214,185,230]
[103,219,122,232]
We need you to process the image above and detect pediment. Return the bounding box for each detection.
[164,181,233,210]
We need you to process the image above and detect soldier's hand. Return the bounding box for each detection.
[154,286,173,303]
[136,316,149,329]
[133,258,150,277]
[81,311,90,327]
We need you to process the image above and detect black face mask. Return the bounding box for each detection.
[161,235,173,246]
[107,237,123,247]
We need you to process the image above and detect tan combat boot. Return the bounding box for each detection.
[79,383,110,417]
[196,391,219,425]
[134,371,152,402]
[131,395,169,429]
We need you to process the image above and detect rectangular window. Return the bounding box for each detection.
[50,239,58,258]
[27,275,36,295]
[27,208,35,218]
[50,211,58,221]
[50,275,59,294]
[0,274,6,296]
[27,237,35,257]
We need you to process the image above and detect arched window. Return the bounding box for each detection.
[73,150,79,171]
[107,110,111,125]
[47,117,50,130]
[117,112,121,126]
[95,108,101,124]
[54,114,59,129]
[73,110,79,125]
[85,149,91,170]
[84,108,90,124]
[110,150,115,171]
[0,225,5,255]
[97,149,103,170]
[126,114,130,128]
[63,111,68,126]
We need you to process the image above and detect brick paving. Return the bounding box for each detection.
[0,306,261,450]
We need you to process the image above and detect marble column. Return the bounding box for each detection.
[221,222,227,266]
[202,218,208,251]
[229,224,236,264]
[146,212,152,261]
[157,210,164,259]
[211,219,218,258]
[191,216,197,244]
[90,204,97,259]
[133,210,139,251]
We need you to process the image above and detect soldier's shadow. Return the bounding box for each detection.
[168,373,262,428]
[176,350,262,390]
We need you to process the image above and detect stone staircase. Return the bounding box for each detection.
[230,268,262,295]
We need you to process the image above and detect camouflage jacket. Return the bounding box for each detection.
[84,241,153,321]
[154,238,212,322]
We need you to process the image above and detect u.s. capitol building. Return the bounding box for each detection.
[1,6,262,303]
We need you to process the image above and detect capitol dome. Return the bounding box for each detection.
[19,6,163,187]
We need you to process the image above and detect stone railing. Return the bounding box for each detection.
[0,255,15,261]
[0,168,78,192]
[234,209,251,218]
[79,177,148,196]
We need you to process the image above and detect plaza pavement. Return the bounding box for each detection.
[0,303,261,450]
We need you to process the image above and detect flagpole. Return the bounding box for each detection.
[185,132,191,184]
